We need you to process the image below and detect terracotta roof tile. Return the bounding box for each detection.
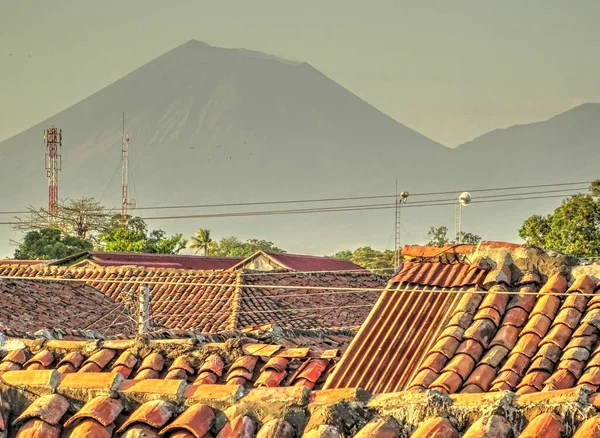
[15,419,62,438]
[216,415,255,438]
[0,265,386,332]
[411,417,459,438]
[118,400,176,432]
[462,414,512,438]
[159,404,214,437]
[520,412,564,438]
[13,394,69,426]
[573,416,600,438]
[0,278,132,336]
[256,419,295,438]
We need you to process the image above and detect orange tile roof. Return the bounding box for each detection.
[0,265,386,332]
[1,358,599,437]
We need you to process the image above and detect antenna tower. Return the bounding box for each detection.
[44,126,62,222]
[121,113,130,230]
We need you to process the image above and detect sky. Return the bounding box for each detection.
[1,0,599,147]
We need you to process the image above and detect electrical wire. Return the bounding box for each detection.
[0,180,591,216]
[0,274,594,297]
[137,192,588,222]
[127,180,592,211]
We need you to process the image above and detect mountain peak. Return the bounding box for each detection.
[175,39,301,66]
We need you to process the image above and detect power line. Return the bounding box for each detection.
[136,192,588,222]
[0,274,590,297]
[128,181,592,211]
[0,193,577,225]
[0,180,591,216]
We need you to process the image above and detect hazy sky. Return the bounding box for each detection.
[1,0,599,146]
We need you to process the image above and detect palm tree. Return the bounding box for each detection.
[189,229,213,255]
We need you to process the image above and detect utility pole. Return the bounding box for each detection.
[121,112,130,230]
[394,183,409,269]
[138,284,150,335]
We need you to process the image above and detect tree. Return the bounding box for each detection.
[14,228,93,260]
[333,247,394,272]
[519,181,600,257]
[13,197,111,241]
[211,236,285,258]
[99,215,186,254]
[188,229,214,255]
[426,226,481,246]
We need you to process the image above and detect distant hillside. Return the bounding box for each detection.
[0,40,449,256]
[448,103,600,245]
[454,103,600,182]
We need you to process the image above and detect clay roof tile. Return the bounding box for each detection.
[256,419,295,438]
[199,354,224,377]
[159,404,214,438]
[573,415,600,438]
[23,350,54,369]
[410,417,458,438]
[540,274,568,295]
[569,275,597,295]
[83,349,116,370]
[216,415,256,438]
[117,400,176,433]
[462,414,512,438]
[168,356,195,375]
[64,396,123,428]
[12,394,69,427]
[519,413,564,438]
[56,351,85,370]
[139,352,165,372]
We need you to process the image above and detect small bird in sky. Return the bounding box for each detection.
[227,157,232,160]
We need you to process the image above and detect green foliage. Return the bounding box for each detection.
[14,228,93,260]
[189,229,214,255]
[211,236,285,258]
[426,226,482,246]
[333,246,394,272]
[99,215,186,254]
[519,182,600,257]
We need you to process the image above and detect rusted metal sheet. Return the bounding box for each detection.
[324,262,488,393]
[392,261,487,289]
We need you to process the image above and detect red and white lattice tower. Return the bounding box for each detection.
[44,126,62,221]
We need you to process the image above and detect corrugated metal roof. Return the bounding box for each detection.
[392,261,487,288]
[324,262,488,393]
[87,252,242,270]
[263,252,366,272]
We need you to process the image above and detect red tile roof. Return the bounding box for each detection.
[231,251,366,272]
[0,265,386,332]
[74,251,243,270]
[404,268,600,396]
[324,261,490,393]
[1,349,599,437]
[0,278,132,337]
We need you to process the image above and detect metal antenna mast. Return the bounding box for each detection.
[394,182,409,269]
[121,112,130,230]
[44,126,62,223]
[455,192,472,244]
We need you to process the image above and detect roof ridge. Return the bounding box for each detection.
[228,273,244,330]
